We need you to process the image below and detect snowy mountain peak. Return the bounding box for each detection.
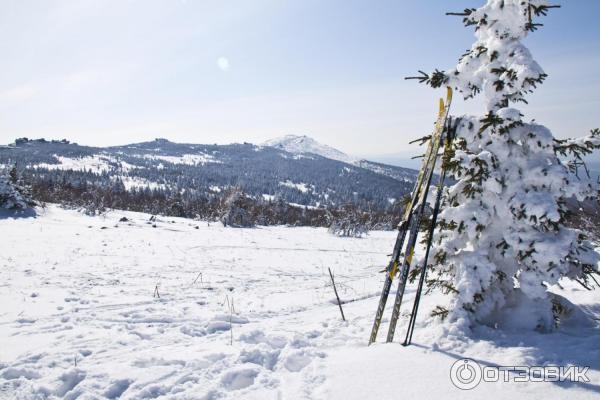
[262,135,356,164]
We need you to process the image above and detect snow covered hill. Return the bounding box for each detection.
[0,138,417,214]
[263,135,419,184]
[262,135,357,164]
[1,206,598,399]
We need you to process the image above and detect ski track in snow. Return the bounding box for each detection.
[0,206,599,399]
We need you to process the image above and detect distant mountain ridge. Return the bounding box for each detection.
[1,136,418,213]
[262,135,418,184]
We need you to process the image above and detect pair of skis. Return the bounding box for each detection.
[403,115,459,346]
[368,87,455,345]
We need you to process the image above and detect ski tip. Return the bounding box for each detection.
[446,86,453,102]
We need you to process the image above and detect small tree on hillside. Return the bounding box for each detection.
[220,187,256,228]
[1,166,35,210]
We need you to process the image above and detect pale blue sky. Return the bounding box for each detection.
[0,0,599,159]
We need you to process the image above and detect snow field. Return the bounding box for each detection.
[0,206,598,399]
[0,206,391,399]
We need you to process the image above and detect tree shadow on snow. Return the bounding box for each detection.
[0,207,37,220]
[414,321,600,394]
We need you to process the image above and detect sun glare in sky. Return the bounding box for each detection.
[217,57,230,72]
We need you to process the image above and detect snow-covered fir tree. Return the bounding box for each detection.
[220,188,256,228]
[0,166,34,210]
[413,0,600,331]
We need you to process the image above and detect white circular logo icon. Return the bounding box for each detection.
[450,358,482,390]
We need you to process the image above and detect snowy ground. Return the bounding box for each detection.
[0,206,599,399]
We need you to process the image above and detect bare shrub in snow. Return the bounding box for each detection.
[328,219,369,238]
[328,205,369,238]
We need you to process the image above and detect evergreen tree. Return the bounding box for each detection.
[411,1,600,331]
[1,166,34,210]
[220,188,256,228]
[9,165,18,185]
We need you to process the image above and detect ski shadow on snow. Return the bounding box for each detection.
[415,324,600,394]
[0,208,37,220]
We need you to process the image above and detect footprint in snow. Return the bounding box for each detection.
[282,352,313,372]
[103,378,132,399]
[54,368,86,397]
[221,366,260,391]
[15,317,36,324]
[239,344,281,370]
[1,367,41,380]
